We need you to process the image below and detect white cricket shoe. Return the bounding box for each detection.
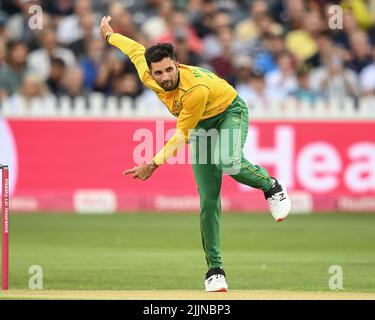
[264,178,291,222]
[204,269,228,292]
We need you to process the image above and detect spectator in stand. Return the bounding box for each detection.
[251,29,286,74]
[27,28,76,80]
[0,10,8,42]
[309,50,359,101]
[190,0,218,39]
[359,47,375,96]
[46,57,66,96]
[7,73,52,113]
[290,64,320,105]
[0,41,28,98]
[235,0,283,44]
[156,8,203,55]
[265,50,298,101]
[44,0,75,17]
[56,0,96,45]
[329,9,359,51]
[281,0,306,30]
[80,37,105,92]
[305,30,334,69]
[107,2,137,38]
[94,49,127,95]
[202,10,242,61]
[60,66,87,99]
[70,11,100,59]
[236,69,272,110]
[232,55,253,87]
[141,0,174,42]
[209,28,236,85]
[346,30,373,74]
[0,39,5,68]
[174,27,202,66]
[285,10,323,63]
[112,73,143,100]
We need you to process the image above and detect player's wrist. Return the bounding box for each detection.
[151,160,159,169]
[105,32,113,42]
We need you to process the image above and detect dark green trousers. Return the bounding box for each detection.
[190,95,274,269]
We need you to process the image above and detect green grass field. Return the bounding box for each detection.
[1,212,375,297]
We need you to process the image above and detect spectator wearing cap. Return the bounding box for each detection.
[0,41,28,98]
[27,28,76,80]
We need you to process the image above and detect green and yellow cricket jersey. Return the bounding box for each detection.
[109,33,238,165]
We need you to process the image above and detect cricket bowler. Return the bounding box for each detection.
[100,16,291,292]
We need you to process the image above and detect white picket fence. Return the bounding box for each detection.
[1,93,374,120]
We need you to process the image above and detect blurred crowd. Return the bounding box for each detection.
[1,0,375,110]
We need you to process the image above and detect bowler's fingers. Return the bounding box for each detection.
[123,167,136,175]
[100,16,112,26]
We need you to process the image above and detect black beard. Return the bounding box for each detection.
[163,72,180,91]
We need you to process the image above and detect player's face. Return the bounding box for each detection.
[150,58,179,91]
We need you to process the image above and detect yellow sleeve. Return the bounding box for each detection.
[108,33,149,81]
[153,86,209,165]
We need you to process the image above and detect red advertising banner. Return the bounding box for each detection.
[0,119,374,213]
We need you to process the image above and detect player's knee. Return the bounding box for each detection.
[218,156,242,175]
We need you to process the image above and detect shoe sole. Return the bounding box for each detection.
[206,287,228,292]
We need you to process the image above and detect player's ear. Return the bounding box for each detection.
[175,61,180,69]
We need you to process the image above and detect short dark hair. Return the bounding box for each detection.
[50,57,66,68]
[145,43,176,69]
